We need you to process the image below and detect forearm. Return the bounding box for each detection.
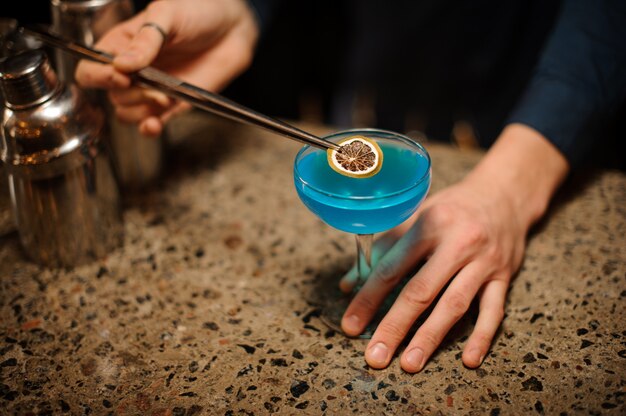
[465,123,570,230]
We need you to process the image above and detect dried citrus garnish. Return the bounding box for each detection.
[327,135,383,178]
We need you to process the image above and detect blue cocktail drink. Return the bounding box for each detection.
[294,134,431,234]
[294,129,431,335]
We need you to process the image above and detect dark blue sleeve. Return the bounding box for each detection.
[507,0,626,167]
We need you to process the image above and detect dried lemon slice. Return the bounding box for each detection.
[327,135,383,178]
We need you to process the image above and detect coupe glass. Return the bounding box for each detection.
[294,128,431,336]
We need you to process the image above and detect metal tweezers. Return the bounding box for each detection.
[22,25,340,151]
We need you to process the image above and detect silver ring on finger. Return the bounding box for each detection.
[140,22,168,44]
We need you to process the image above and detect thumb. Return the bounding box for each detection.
[113,11,172,72]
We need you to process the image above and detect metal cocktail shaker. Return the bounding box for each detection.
[0,49,122,267]
[51,0,165,190]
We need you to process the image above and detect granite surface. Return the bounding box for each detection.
[0,113,624,415]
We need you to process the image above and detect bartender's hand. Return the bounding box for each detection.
[75,0,259,136]
[340,124,569,372]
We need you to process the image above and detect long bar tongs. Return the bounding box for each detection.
[21,25,340,151]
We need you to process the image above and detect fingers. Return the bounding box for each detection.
[76,2,173,89]
[399,262,488,372]
[75,18,138,89]
[137,101,190,136]
[114,99,170,125]
[112,26,164,71]
[109,88,171,107]
[462,279,507,368]
[112,1,173,72]
[359,242,471,369]
[108,86,175,130]
[108,86,180,136]
[114,28,170,72]
[340,225,434,337]
[76,61,132,90]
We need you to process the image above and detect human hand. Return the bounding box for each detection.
[339,124,569,372]
[75,0,259,136]
[340,178,525,372]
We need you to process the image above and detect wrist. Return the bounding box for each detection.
[465,123,570,229]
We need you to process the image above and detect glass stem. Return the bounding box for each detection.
[355,234,373,289]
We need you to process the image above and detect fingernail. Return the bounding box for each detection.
[405,348,425,371]
[342,314,360,332]
[469,348,483,364]
[367,343,389,366]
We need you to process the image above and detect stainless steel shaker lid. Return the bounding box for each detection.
[0,49,59,109]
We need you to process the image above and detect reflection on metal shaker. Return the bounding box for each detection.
[0,49,123,267]
[51,0,165,190]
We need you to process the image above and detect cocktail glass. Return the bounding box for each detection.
[294,128,431,336]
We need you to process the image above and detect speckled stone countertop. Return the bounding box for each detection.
[0,113,624,415]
